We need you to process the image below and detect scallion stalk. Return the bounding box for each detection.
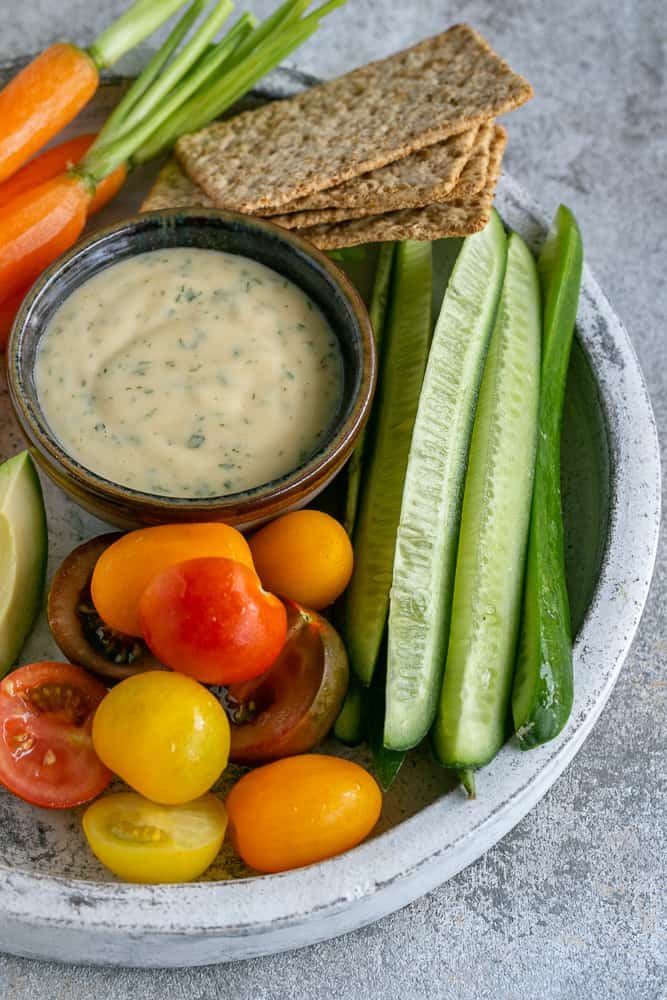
[80,0,347,183]
[88,0,191,69]
[108,0,235,141]
[133,1,343,163]
[99,0,207,146]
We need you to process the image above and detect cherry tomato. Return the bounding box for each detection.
[92,671,229,805]
[249,510,354,610]
[91,523,255,636]
[83,792,227,883]
[226,601,348,763]
[0,662,111,809]
[48,534,163,681]
[226,755,382,873]
[139,558,287,686]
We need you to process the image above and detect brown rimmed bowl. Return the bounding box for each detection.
[6,209,376,530]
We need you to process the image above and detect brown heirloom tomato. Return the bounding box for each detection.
[47,534,163,681]
[225,601,349,763]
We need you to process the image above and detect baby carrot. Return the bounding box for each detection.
[0,46,98,186]
[0,134,95,206]
[0,135,127,213]
[0,174,91,304]
[0,0,189,184]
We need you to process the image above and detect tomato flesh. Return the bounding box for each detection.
[139,557,287,686]
[226,602,349,763]
[83,792,227,883]
[0,662,111,808]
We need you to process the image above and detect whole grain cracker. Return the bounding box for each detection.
[140,158,214,212]
[269,121,495,229]
[259,125,481,217]
[176,25,531,212]
[297,125,506,250]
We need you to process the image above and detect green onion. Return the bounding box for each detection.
[108,0,234,140]
[81,0,347,183]
[134,0,344,163]
[100,0,207,143]
[88,0,191,70]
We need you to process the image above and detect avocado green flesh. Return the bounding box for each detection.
[0,452,48,676]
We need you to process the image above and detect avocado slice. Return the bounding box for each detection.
[0,451,48,676]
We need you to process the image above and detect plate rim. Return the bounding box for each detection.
[0,62,661,965]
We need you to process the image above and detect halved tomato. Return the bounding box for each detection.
[48,534,163,681]
[225,602,349,763]
[0,661,112,808]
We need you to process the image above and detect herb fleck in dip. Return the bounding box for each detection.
[35,248,344,498]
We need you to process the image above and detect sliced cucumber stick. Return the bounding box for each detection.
[344,240,432,686]
[0,451,48,676]
[512,205,583,748]
[344,241,396,536]
[385,211,507,751]
[432,232,541,768]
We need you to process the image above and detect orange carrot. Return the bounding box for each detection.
[0,174,91,304]
[0,134,127,215]
[0,46,98,185]
[88,163,128,216]
[0,134,95,206]
[0,287,28,349]
[0,1,190,185]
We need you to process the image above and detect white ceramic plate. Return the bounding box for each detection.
[0,63,661,967]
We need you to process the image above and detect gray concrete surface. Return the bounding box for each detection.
[0,1,665,997]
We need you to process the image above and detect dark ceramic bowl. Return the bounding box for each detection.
[7,210,375,530]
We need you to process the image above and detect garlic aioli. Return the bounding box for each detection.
[35,248,344,498]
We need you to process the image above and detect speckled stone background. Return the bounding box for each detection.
[0,0,665,997]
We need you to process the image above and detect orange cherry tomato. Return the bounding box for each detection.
[226,755,382,873]
[91,523,254,636]
[249,510,353,610]
[139,557,287,686]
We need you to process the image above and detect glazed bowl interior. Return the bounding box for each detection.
[7,210,375,528]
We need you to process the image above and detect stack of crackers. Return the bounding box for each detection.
[142,24,533,249]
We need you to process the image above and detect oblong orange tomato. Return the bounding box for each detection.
[226,755,382,873]
[91,523,254,636]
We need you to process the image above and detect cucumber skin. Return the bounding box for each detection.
[344,241,433,687]
[512,205,583,748]
[0,452,48,677]
[343,242,396,537]
[333,674,367,745]
[385,211,508,751]
[432,233,541,768]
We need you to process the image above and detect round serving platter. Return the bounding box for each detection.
[0,59,661,967]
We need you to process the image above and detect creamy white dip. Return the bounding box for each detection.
[35,248,344,497]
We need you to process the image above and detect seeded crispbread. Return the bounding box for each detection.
[176,25,532,212]
[296,125,506,250]
[140,158,214,212]
[268,121,495,229]
[258,125,481,218]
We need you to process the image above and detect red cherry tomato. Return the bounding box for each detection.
[0,662,112,809]
[139,558,287,685]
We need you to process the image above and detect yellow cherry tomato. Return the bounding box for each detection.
[92,672,229,805]
[83,792,227,883]
[249,510,353,610]
[226,754,381,873]
[91,522,255,636]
